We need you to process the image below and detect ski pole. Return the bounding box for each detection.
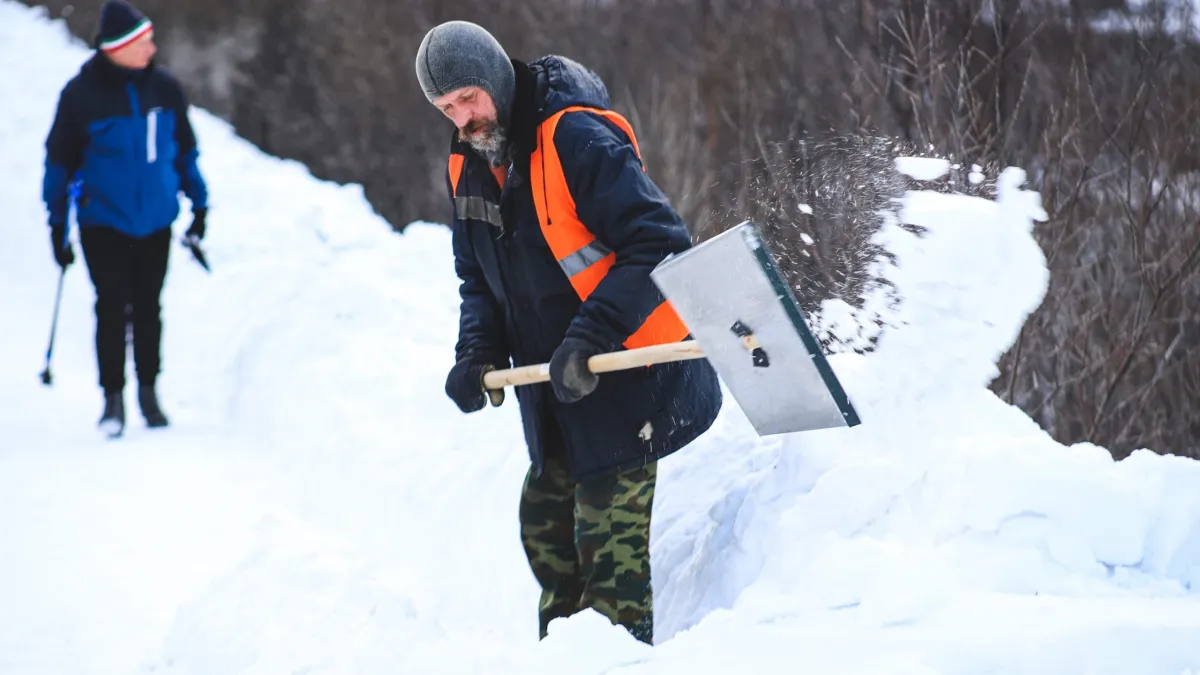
[40,268,66,386]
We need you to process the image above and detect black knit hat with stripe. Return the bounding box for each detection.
[93,0,153,53]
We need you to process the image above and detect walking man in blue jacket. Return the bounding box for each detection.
[43,0,209,437]
[416,21,723,644]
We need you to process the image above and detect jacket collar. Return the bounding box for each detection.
[505,59,538,162]
[85,51,156,86]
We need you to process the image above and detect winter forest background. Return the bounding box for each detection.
[24,0,1200,461]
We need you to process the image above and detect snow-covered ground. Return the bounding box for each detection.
[1,3,1198,673]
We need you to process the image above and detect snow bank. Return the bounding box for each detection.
[633,166,1200,658]
[895,156,952,181]
[1,3,1198,674]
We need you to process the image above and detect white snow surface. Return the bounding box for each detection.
[895,156,952,181]
[2,3,1199,674]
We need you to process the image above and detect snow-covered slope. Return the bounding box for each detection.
[1,3,1197,674]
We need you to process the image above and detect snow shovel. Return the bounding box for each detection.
[481,220,861,436]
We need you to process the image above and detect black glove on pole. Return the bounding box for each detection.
[181,207,211,272]
[445,356,506,413]
[50,223,74,269]
[186,207,207,240]
[548,337,604,403]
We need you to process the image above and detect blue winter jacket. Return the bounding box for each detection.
[42,53,207,238]
[447,55,723,482]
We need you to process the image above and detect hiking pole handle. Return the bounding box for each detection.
[482,340,706,390]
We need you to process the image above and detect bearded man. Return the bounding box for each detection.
[415,21,723,645]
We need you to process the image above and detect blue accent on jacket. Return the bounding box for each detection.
[447,55,723,482]
[42,53,208,238]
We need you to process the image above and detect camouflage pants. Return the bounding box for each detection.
[519,453,657,644]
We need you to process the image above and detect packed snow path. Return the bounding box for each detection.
[1,4,1198,673]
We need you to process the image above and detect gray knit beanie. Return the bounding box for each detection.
[416,21,516,128]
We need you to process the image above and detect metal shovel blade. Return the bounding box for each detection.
[650,221,861,436]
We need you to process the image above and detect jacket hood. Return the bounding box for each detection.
[458,55,612,163]
[530,55,611,120]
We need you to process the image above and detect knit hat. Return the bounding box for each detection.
[415,21,516,128]
[94,0,153,53]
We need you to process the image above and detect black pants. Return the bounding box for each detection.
[80,226,171,393]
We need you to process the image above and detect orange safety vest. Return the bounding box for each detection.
[448,105,690,351]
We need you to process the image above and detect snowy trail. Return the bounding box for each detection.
[0,438,291,675]
[1,7,541,672]
[611,593,1200,674]
[1,3,1198,674]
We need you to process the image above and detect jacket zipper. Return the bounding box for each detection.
[146,109,157,163]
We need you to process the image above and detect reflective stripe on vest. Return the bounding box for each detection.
[448,152,503,229]
[529,105,690,350]
[454,195,502,229]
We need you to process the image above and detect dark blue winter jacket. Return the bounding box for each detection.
[42,53,207,238]
[447,55,723,482]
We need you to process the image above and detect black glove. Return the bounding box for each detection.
[50,223,74,269]
[549,337,606,404]
[185,207,207,241]
[445,355,507,413]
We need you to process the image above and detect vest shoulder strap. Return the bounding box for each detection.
[548,105,644,168]
[531,104,646,235]
[531,105,690,350]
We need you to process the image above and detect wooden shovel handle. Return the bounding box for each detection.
[482,340,706,390]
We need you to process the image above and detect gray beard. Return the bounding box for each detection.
[463,123,510,168]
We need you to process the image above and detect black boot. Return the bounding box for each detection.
[99,389,125,438]
[138,384,169,428]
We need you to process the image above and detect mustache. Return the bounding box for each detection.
[461,118,495,136]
